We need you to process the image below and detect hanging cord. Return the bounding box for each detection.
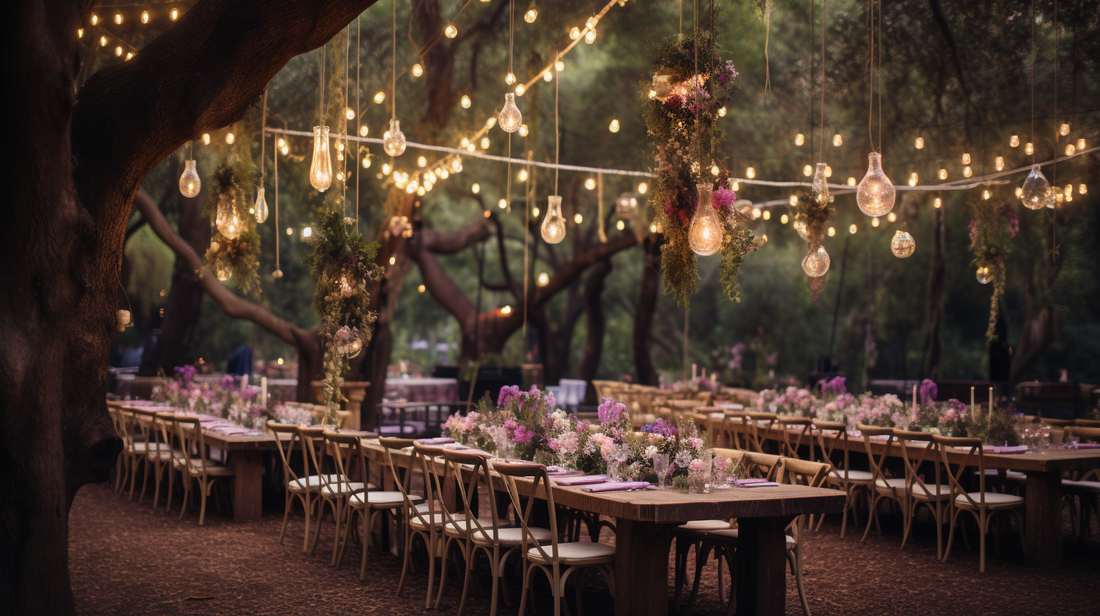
[260,88,267,181]
[877,0,882,152]
[763,1,771,93]
[810,0,815,158]
[1052,0,1058,262]
[319,41,326,124]
[344,25,350,216]
[391,0,396,122]
[523,151,532,336]
[867,0,874,151]
[274,137,280,273]
[356,14,361,228]
[554,48,559,195]
[693,0,700,178]
[597,172,606,242]
[505,0,515,213]
[819,0,827,164]
[1030,0,1035,163]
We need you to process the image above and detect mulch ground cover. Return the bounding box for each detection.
[71,482,1100,615]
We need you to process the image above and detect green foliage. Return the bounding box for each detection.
[203,162,261,296]
[719,225,756,302]
[969,200,1017,343]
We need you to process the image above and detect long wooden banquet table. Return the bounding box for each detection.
[363,438,845,616]
[718,415,1100,569]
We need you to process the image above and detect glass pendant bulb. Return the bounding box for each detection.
[1010,135,1020,147]
[541,196,566,244]
[688,183,723,256]
[309,126,333,191]
[498,93,522,133]
[891,230,916,258]
[382,119,406,156]
[1059,123,1070,136]
[179,159,201,198]
[856,152,895,217]
[795,133,805,146]
[961,152,971,165]
[914,137,924,149]
[215,199,243,240]
[811,163,830,204]
[1020,164,1051,210]
[975,266,992,285]
[254,187,268,223]
[272,268,284,279]
[1024,142,1034,155]
[802,246,830,277]
[793,217,810,241]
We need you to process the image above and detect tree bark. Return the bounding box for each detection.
[577,258,613,402]
[633,237,662,386]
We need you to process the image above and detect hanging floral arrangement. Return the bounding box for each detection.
[643,33,756,306]
[203,162,261,296]
[303,211,383,425]
[969,200,1018,342]
[795,188,836,303]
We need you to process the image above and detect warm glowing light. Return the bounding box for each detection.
[746,167,755,179]
[537,272,549,286]
[518,169,528,182]
[892,230,916,258]
[501,305,513,315]
[688,184,723,256]
[1025,142,1034,155]
[171,8,178,20]
[556,60,565,72]
[871,216,880,227]
[141,11,149,24]
[1010,135,1020,147]
[541,196,566,243]
[1077,184,1086,195]
[1065,144,1076,156]
[544,72,553,82]
[780,213,789,224]
[114,13,122,24]
[712,165,721,177]
[309,126,332,191]
[982,190,991,200]
[718,107,727,117]
[938,168,948,180]
[915,137,924,149]
[499,93,522,131]
[649,223,658,233]
[1076,138,1086,150]
[962,152,971,165]
[480,137,490,149]
[362,156,371,169]
[114,46,123,57]
[832,134,843,147]
[803,165,813,177]
[179,160,201,198]
[382,163,391,175]
[584,29,597,44]
[847,177,856,186]
[856,152,896,217]
[570,27,581,40]
[411,63,423,78]
[225,132,235,144]
[100,36,107,46]
[287,227,294,236]
[374,91,385,104]
[609,119,620,133]
[498,199,507,209]
[585,178,596,190]
[574,213,583,224]
[995,156,1005,171]
[827,226,836,236]
[78,28,83,38]
[417,156,427,167]
[751,207,761,219]
[616,220,626,230]
[91,14,98,25]
[515,84,525,96]
[887,212,897,222]
[505,72,516,85]
[934,197,942,208]
[302,226,312,238]
[1015,186,1023,198]
[471,183,480,194]
[1059,123,1070,136]
[389,256,396,265]
[789,195,799,206]
[418,285,426,293]
[519,124,529,136]
[525,7,538,23]
[908,172,918,187]
[963,166,972,178]
[730,181,739,191]
[638,182,648,194]
[445,24,458,38]
[762,210,771,221]
[125,52,133,61]
[795,133,805,146]
[532,207,539,217]
[802,246,830,277]
[461,95,471,108]
[849,224,858,234]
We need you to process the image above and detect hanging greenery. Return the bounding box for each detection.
[642,31,743,307]
[203,162,261,296]
[969,200,1018,343]
[796,190,834,252]
[303,210,382,425]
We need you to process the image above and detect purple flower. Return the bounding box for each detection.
[503,419,518,432]
[220,374,236,389]
[818,376,847,396]
[642,418,679,438]
[919,379,938,405]
[243,385,261,399]
[513,425,533,444]
[713,188,736,210]
[497,385,522,407]
[597,397,626,425]
[174,365,196,384]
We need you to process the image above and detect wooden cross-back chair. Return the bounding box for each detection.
[741,451,782,481]
[777,417,815,459]
[169,414,235,525]
[377,437,429,598]
[493,460,615,616]
[1062,426,1100,541]
[131,407,175,511]
[742,412,779,453]
[893,429,952,558]
[932,435,1025,572]
[402,441,452,609]
[323,431,384,572]
[812,420,873,537]
[267,421,322,551]
[856,424,904,543]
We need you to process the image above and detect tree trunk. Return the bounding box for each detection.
[921,205,946,380]
[577,258,613,402]
[633,237,662,386]
[138,189,210,376]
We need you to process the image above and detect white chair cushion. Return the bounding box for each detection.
[831,469,874,482]
[1061,480,1100,493]
[349,490,410,507]
[473,526,553,545]
[975,469,1028,481]
[288,474,340,492]
[677,520,732,532]
[875,477,906,490]
[321,481,373,497]
[526,541,615,564]
[910,483,952,498]
[130,442,168,453]
[955,492,1024,507]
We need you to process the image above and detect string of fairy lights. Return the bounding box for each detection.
[78,1,1096,270]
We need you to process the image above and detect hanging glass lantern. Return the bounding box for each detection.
[856,152,895,217]
[975,266,992,285]
[309,126,333,191]
[179,160,201,198]
[215,197,243,241]
[1020,164,1051,210]
[891,230,916,258]
[688,183,723,256]
[615,193,637,219]
[383,119,406,156]
[498,93,522,133]
[802,245,830,277]
[254,188,268,223]
[541,196,566,244]
[811,162,830,204]
[792,217,810,241]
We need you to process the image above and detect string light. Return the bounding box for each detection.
[780,214,789,224]
[1065,144,1076,156]
[789,195,799,206]
[519,124,529,136]
[1059,123,1070,136]
[995,156,1005,171]
[824,166,833,178]
[827,227,836,236]
[1025,142,1034,155]
[141,10,149,24]
[795,133,805,146]
[616,220,626,230]
[752,207,761,219]
[115,46,123,57]
[832,133,843,146]
[713,164,721,176]
[543,71,553,82]
[934,197,942,208]
[114,12,122,24]
[525,5,538,23]
[803,164,813,177]
[471,183,480,194]
[569,27,581,40]
[847,177,856,186]
[498,198,507,209]
[887,212,897,222]
[359,125,369,137]
[1079,184,1087,195]
[609,119,620,133]
[891,230,916,258]
[125,52,133,61]
[170,8,178,20]
[584,29,597,44]
[718,107,727,117]
[556,60,564,72]
[638,182,648,194]
[515,84,525,96]
[77,28,83,38]
[532,207,539,217]
[100,36,107,47]
[746,167,756,179]
[802,246,830,277]
[982,189,991,200]
[461,95,471,108]
[856,152,896,217]
[382,163,391,175]
[225,132,235,144]
[445,24,458,38]
[915,137,924,149]
[417,156,427,167]
[1076,138,1086,150]
[91,13,98,25]
[908,172,918,187]
[480,137,490,149]
[961,152,971,165]
[574,213,583,224]
[537,272,549,286]
[871,216,880,227]
[505,72,516,85]
[963,166,972,178]
[762,210,771,220]
[849,224,858,234]
[518,169,528,181]
[412,63,423,77]
[584,178,596,190]
[938,168,948,180]
[1010,135,1020,147]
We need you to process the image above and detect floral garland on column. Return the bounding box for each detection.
[969,201,1017,343]
[303,210,382,426]
[643,34,756,306]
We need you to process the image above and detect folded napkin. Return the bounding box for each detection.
[736,478,771,484]
[583,481,652,493]
[984,444,1029,454]
[210,427,252,435]
[445,444,471,450]
[1067,443,1100,449]
[739,481,781,488]
[417,437,455,445]
[553,475,608,486]
[548,470,586,478]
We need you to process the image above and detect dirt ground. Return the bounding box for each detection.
[70,482,1100,615]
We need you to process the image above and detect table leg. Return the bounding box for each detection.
[1024,470,1062,568]
[233,450,264,522]
[735,516,793,616]
[613,519,674,616]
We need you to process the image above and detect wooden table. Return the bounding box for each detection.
[363,439,845,616]
[722,418,1100,569]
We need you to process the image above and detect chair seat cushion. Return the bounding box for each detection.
[526,541,615,565]
[955,492,1024,507]
[975,469,1028,482]
[130,442,169,454]
[147,449,183,462]
[472,526,553,546]
[831,469,874,482]
[321,481,376,497]
[1061,480,1100,493]
[409,510,474,530]
[288,475,340,492]
[676,520,731,532]
[349,490,409,507]
[706,528,796,546]
[875,477,906,490]
[910,483,952,498]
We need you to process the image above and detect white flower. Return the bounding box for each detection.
[644,445,659,459]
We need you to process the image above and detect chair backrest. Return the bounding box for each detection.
[493,461,561,561]
[267,420,307,487]
[298,426,329,489]
[856,424,897,485]
[153,411,179,453]
[171,415,209,475]
[1069,425,1100,442]
[378,437,419,515]
[742,451,782,480]
[1073,419,1100,428]
[893,429,943,498]
[812,420,854,479]
[325,431,368,497]
[413,441,454,528]
[777,457,830,489]
[129,408,160,447]
[931,435,988,507]
[744,412,778,453]
[778,417,814,459]
[442,448,500,540]
[710,447,746,474]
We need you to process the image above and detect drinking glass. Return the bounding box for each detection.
[653,453,670,489]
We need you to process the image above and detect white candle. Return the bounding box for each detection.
[692,363,697,384]
[989,387,994,421]
[701,367,707,381]
[242,374,248,389]
[912,384,918,409]
[970,386,975,415]
[260,376,268,405]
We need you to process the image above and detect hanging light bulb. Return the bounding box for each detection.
[746,167,756,179]
[609,119,620,133]
[460,95,472,109]
[519,124,529,136]
[975,266,992,284]
[789,195,799,207]
[847,177,856,186]
[995,156,1005,171]
[793,217,809,240]
[1020,164,1051,210]
[795,133,805,146]
[556,60,565,72]
[505,72,516,85]
[887,212,897,223]
[584,178,596,190]
[445,24,458,38]
[541,196,566,243]
[544,71,553,82]
[584,29,597,44]
[780,214,789,224]
[871,216,880,227]
[908,172,918,187]
[1015,186,1023,198]
[962,165,972,178]
[811,163,830,204]
[254,188,268,223]
[832,134,843,147]
[141,10,149,24]
[891,230,916,258]
[272,268,284,279]
[802,246,830,277]
[688,184,723,256]
[856,152,895,217]
[91,13,98,25]
[374,91,385,104]
[961,152,971,165]
[480,137,490,149]
[1079,184,1087,195]
[383,119,406,156]
[179,160,201,198]
[934,197,942,208]
[1076,138,1086,150]
[216,266,232,282]
[711,164,721,176]
[1025,142,1034,155]
[1065,144,1076,156]
[411,63,423,78]
[114,12,122,24]
[310,126,333,191]
[1059,123,1070,136]
[498,93,522,132]
[938,168,948,180]
[1010,135,1020,147]
[803,164,813,177]
[638,182,648,194]
[915,137,924,149]
[215,199,242,241]
[515,84,525,96]
[525,5,538,22]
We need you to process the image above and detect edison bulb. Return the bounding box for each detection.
[541,196,566,244]
[383,119,406,156]
[254,188,268,223]
[891,230,916,258]
[1065,144,1076,156]
[688,184,723,256]
[498,93,522,132]
[938,168,948,180]
[461,95,471,108]
[746,167,756,179]
[179,160,201,198]
[802,246,830,277]
[872,216,880,227]
[995,156,1005,171]
[584,29,596,44]
[915,137,924,149]
[584,178,596,190]
[795,133,805,146]
[519,124,529,136]
[537,272,549,286]
[445,24,458,38]
[1059,123,1070,136]
[374,91,385,104]
[638,182,648,194]
[1025,142,1034,155]
[1020,164,1050,210]
[1010,135,1020,147]
[525,7,538,22]
[609,119,620,133]
[803,164,813,177]
[856,152,895,217]
[1076,138,1086,150]
[934,198,942,208]
[811,162,830,204]
[215,200,242,240]
[908,172,918,187]
[962,152,971,165]
[976,266,992,285]
[412,63,423,77]
[963,166,972,178]
[310,126,333,191]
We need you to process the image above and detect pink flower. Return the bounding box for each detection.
[547,438,560,452]
[688,437,703,451]
[689,459,702,472]
[513,425,533,444]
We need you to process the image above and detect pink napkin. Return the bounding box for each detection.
[554,475,608,486]
[418,437,455,445]
[735,478,779,487]
[548,470,586,478]
[1070,443,1100,449]
[583,481,652,492]
[984,445,1029,454]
